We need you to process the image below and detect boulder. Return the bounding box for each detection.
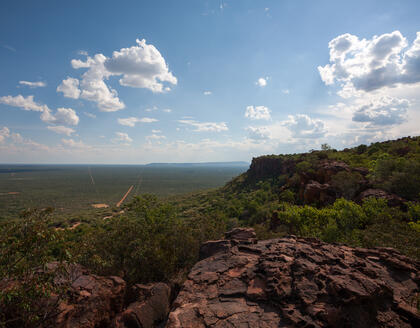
[225,227,257,244]
[54,264,126,328]
[199,240,231,260]
[303,180,335,205]
[113,282,171,328]
[317,160,350,183]
[356,188,405,207]
[167,229,420,328]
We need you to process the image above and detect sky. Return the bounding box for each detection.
[1,0,420,164]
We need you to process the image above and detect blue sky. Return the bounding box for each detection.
[1,0,420,163]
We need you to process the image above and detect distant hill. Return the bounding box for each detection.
[145,161,250,168]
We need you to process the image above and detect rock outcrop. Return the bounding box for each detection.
[50,264,171,328]
[167,228,420,328]
[113,283,171,328]
[55,264,126,328]
[248,156,296,180]
[356,188,405,207]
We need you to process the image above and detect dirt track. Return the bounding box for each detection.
[116,185,133,207]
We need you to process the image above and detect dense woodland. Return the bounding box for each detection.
[1,136,420,327]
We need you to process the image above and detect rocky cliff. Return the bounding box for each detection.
[53,228,419,328]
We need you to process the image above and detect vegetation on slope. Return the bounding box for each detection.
[1,136,420,327]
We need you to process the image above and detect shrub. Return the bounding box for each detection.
[0,209,71,328]
[77,195,225,285]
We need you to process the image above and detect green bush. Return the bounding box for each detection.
[76,195,225,285]
[0,209,71,328]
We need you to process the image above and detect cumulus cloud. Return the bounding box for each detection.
[117,117,158,127]
[163,108,172,113]
[67,39,176,111]
[114,132,133,144]
[282,89,290,94]
[0,127,10,143]
[318,31,420,94]
[0,94,79,126]
[47,125,75,136]
[283,114,327,138]
[352,96,409,126]
[203,91,212,95]
[57,77,81,99]
[41,107,79,126]
[71,54,125,112]
[245,106,271,120]
[247,126,271,140]
[256,77,267,87]
[19,81,46,88]
[0,94,48,112]
[105,39,177,92]
[178,119,228,132]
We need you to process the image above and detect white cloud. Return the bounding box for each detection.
[47,125,75,136]
[203,91,212,95]
[19,81,46,88]
[105,39,177,92]
[0,128,50,152]
[245,105,271,120]
[68,40,176,111]
[178,119,228,132]
[114,132,133,144]
[152,129,162,133]
[61,138,89,149]
[0,127,10,143]
[146,134,166,142]
[283,114,327,138]
[117,117,158,127]
[78,50,88,56]
[0,95,79,126]
[256,77,267,87]
[247,126,271,140]
[282,89,290,94]
[50,108,79,126]
[57,77,81,99]
[71,54,125,112]
[318,31,420,94]
[163,108,172,113]
[0,94,48,112]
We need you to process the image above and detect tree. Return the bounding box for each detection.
[321,143,332,151]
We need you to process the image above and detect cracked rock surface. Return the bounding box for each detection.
[167,230,420,328]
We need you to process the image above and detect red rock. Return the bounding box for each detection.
[54,264,126,328]
[303,180,335,205]
[113,282,171,328]
[199,239,231,260]
[356,188,405,207]
[317,160,350,183]
[167,229,420,328]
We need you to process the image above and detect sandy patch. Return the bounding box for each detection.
[0,192,20,196]
[91,203,109,208]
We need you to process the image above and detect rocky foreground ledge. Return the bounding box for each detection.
[53,228,419,328]
[168,228,419,328]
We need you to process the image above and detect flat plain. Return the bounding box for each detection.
[0,164,248,219]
